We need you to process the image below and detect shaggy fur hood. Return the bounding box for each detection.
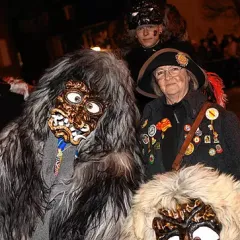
[120,164,240,240]
[0,49,144,240]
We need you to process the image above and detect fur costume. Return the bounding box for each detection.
[0,49,144,239]
[120,164,240,240]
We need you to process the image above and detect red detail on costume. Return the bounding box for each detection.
[206,72,227,108]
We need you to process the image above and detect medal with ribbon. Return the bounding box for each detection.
[54,138,67,176]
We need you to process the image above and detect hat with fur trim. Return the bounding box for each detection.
[136,48,207,98]
[127,0,165,30]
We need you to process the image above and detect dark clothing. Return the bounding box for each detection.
[161,101,186,170]
[0,82,24,130]
[124,40,198,113]
[124,44,162,113]
[140,90,240,180]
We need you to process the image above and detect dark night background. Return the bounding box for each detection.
[8,0,132,25]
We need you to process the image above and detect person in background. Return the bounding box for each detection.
[0,77,27,130]
[137,48,240,180]
[197,38,212,68]
[224,34,239,87]
[123,0,194,114]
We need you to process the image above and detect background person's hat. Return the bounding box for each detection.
[136,48,207,98]
[127,0,165,30]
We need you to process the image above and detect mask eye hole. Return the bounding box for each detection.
[193,226,220,240]
[168,236,180,240]
[85,101,102,114]
[66,92,82,104]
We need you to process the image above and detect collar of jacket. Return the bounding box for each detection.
[142,43,162,54]
[149,90,208,119]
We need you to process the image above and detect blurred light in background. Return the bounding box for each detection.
[91,46,101,51]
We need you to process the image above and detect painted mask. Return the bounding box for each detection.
[153,199,221,240]
[48,80,106,145]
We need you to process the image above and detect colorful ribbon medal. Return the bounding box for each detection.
[54,138,67,176]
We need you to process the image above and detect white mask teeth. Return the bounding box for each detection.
[51,114,88,143]
[73,134,86,142]
[72,131,77,137]
[81,124,90,132]
[70,126,75,132]
[53,119,58,126]
[59,121,64,126]
[56,114,64,120]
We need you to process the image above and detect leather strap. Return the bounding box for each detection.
[172,101,212,171]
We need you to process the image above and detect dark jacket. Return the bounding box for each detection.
[140,90,240,180]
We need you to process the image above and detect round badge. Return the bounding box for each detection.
[193,136,201,144]
[206,108,219,121]
[149,154,155,164]
[148,124,157,137]
[142,134,149,145]
[209,148,216,156]
[185,142,194,155]
[184,124,191,132]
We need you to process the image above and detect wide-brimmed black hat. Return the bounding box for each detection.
[136,48,207,98]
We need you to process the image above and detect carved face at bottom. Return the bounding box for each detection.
[48,80,106,145]
[153,199,221,240]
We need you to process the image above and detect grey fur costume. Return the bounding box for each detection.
[0,49,144,239]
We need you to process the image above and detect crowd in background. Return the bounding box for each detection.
[191,28,240,88]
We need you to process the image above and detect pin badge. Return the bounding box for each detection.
[151,137,156,145]
[175,52,189,67]
[141,119,148,128]
[206,108,219,120]
[216,144,223,153]
[154,142,161,150]
[149,154,155,164]
[213,131,218,138]
[208,124,213,130]
[184,124,191,132]
[193,136,201,144]
[148,124,156,137]
[142,134,149,144]
[195,127,202,136]
[185,142,194,155]
[209,148,216,156]
[204,135,211,143]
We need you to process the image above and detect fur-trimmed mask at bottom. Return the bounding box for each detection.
[153,199,221,240]
[48,80,106,145]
